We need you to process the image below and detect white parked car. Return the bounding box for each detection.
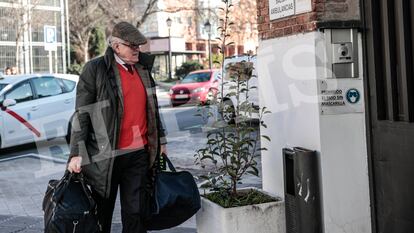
[220,55,259,124]
[0,74,79,149]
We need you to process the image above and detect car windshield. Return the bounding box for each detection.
[0,83,8,91]
[181,72,211,83]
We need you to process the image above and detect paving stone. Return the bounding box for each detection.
[155,227,197,233]
[0,122,263,233]
[0,226,22,233]
[20,230,42,233]
[7,205,26,215]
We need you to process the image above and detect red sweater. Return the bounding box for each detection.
[117,64,148,149]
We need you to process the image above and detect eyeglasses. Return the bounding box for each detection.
[120,42,140,50]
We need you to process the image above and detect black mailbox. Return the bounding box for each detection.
[283,147,323,233]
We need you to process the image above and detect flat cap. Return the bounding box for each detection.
[111,21,147,46]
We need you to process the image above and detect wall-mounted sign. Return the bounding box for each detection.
[269,0,295,21]
[44,25,57,51]
[269,0,312,21]
[295,0,312,14]
[318,79,364,115]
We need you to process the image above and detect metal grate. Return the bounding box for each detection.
[285,193,299,233]
[373,0,414,122]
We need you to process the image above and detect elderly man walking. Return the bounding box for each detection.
[68,21,167,233]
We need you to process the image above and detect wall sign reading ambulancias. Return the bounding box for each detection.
[269,0,294,20]
[269,0,312,21]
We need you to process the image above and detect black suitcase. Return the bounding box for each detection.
[43,171,100,233]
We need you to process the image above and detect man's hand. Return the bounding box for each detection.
[160,144,168,156]
[67,156,82,173]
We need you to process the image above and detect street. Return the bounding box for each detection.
[0,85,262,233]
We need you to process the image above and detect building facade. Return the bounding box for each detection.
[257,0,414,233]
[139,0,259,79]
[0,0,69,74]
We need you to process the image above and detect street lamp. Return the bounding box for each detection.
[204,20,212,69]
[166,17,173,80]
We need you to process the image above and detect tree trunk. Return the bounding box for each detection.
[232,179,237,196]
[83,40,89,63]
[15,39,20,73]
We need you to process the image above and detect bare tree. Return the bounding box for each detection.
[68,0,220,63]
[68,0,105,63]
[229,0,258,53]
[0,1,40,73]
[97,0,209,28]
[69,0,159,63]
[97,0,159,28]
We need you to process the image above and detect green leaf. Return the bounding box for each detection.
[201,155,214,161]
[200,183,212,189]
[247,170,259,177]
[262,135,271,142]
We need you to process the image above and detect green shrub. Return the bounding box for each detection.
[67,62,83,75]
[175,61,203,79]
[89,27,106,59]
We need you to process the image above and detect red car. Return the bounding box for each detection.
[169,69,221,107]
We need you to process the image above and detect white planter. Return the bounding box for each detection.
[196,189,286,233]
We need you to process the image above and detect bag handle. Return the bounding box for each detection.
[75,173,96,207]
[52,170,72,203]
[53,171,95,207]
[162,153,176,172]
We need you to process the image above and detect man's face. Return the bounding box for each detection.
[114,41,140,64]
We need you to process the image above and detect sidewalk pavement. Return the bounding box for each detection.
[0,83,263,232]
[0,154,197,233]
[0,146,261,233]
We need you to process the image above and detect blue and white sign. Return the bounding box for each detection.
[346,88,360,104]
[318,79,364,115]
[44,25,57,51]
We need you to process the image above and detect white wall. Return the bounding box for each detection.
[258,32,322,197]
[258,31,372,233]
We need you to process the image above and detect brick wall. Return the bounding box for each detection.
[257,0,360,41]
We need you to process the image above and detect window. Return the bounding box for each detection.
[0,83,9,91]
[181,72,211,83]
[187,17,192,27]
[0,46,16,69]
[32,77,62,98]
[59,79,76,92]
[5,81,33,103]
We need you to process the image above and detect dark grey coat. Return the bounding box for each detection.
[69,47,166,198]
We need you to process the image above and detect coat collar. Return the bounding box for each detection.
[103,47,155,72]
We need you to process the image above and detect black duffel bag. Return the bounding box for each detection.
[145,155,201,230]
[43,171,100,233]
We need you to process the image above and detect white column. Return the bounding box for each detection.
[60,0,66,73]
[22,0,30,74]
[258,31,372,233]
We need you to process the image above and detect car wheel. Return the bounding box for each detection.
[221,100,235,124]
